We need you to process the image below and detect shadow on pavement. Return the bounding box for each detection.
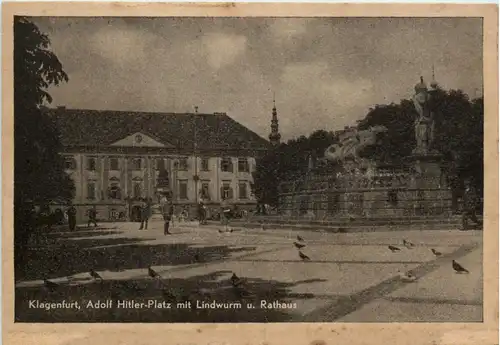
[15,270,325,322]
[45,230,126,239]
[16,230,258,282]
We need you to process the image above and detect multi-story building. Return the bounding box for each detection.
[47,106,270,223]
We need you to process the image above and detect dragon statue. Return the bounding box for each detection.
[323,125,388,169]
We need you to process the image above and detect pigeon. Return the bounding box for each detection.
[297,235,304,242]
[298,251,311,261]
[148,266,160,279]
[452,260,469,274]
[403,239,415,249]
[230,273,243,287]
[293,241,306,249]
[228,228,234,233]
[388,245,401,252]
[431,248,442,257]
[89,269,103,281]
[193,254,200,262]
[218,229,225,233]
[162,288,183,301]
[398,270,417,282]
[43,278,59,290]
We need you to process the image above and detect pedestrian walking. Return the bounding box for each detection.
[162,200,174,235]
[197,201,207,225]
[461,180,482,230]
[220,197,232,231]
[139,198,152,230]
[66,203,77,231]
[87,206,98,228]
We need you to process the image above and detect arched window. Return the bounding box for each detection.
[64,157,77,170]
[133,181,142,199]
[200,181,211,201]
[388,190,398,207]
[237,158,249,172]
[109,157,120,171]
[156,158,165,171]
[132,158,142,170]
[108,182,122,200]
[221,157,233,172]
[220,181,233,200]
[87,180,96,200]
[86,157,97,171]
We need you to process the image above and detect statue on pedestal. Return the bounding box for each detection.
[412,76,437,155]
[155,166,171,202]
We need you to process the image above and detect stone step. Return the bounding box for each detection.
[193,222,469,233]
[222,218,464,227]
[246,215,464,222]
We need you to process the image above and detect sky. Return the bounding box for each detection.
[33,17,483,141]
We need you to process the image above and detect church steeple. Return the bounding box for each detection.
[430,64,438,90]
[269,94,281,146]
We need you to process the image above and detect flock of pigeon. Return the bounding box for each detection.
[42,231,471,303]
[388,239,470,282]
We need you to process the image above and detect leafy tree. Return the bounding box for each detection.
[252,130,337,208]
[356,101,416,163]
[14,17,74,261]
[252,148,281,208]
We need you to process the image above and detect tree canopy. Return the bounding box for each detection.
[252,130,338,207]
[14,16,74,255]
[252,87,484,207]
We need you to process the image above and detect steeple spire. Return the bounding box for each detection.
[269,93,281,146]
[430,64,438,89]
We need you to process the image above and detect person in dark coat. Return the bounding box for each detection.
[66,204,77,231]
[220,197,232,231]
[87,206,98,228]
[139,198,152,230]
[162,201,174,235]
[197,202,207,225]
[461,181,481,230]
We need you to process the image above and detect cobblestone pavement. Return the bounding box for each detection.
[15,221,482,322]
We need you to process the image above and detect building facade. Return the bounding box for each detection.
[48,107,270,223]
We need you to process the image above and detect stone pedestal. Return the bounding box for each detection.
[152,187,172,220]
[411,152,445,188]
[409,153,452,216]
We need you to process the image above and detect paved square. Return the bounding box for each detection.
[15,221,482,322]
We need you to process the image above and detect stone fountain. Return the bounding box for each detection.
[277,76,452,220]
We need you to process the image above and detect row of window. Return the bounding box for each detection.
[65,157,251,173]
[85,180,250,201]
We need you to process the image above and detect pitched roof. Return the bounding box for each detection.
[45,107,271,151]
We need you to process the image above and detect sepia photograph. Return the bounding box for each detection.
[10,14,489,324]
